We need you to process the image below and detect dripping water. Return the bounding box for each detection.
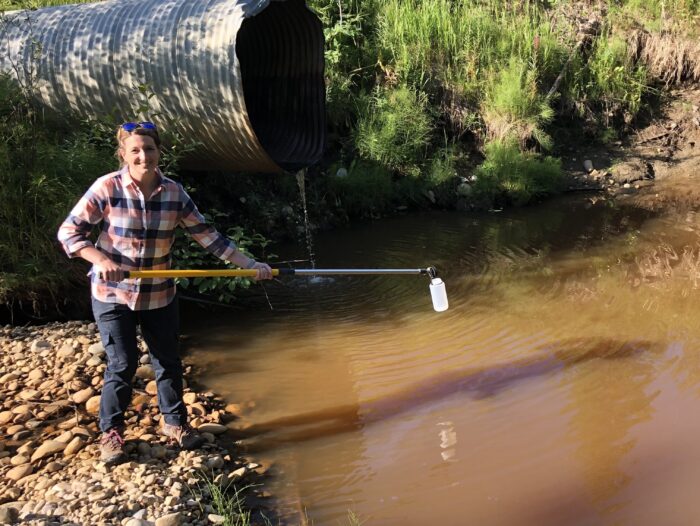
[295,168,316,269]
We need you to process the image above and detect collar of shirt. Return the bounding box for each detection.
[119,166,165,195]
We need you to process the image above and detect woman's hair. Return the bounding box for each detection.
[115,126,162,165]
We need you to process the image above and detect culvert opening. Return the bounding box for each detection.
[237,0,326,172]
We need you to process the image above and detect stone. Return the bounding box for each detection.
[136,365,155,380]
[10,454,29,466]
[72,387,95,404]
[88,342,105,355]
[6,463,32,481]
[208,514,226,525]
[182,392,197,405]
[155,512,182,526]
[64,436,86,456]
[145,381,158,396]
[197,423,226,435]
[31,440,67,462]
[0,505,19,524]
[27,369,45,381]
[206,456,224,470]
[30,340,51,353]
[86,395,101,414]
[125,520,150,526]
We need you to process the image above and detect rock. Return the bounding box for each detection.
[27,369,45,381]
[125,520,150,526]
[583,159,594,172]
[0,505,19,524]
[150,446,167,459]
[86,395,101,414]
[457,182,472,197]
[88,342,105,355]
[6,463,32,481]
[206,456,224,470]
[45,461,63,473]
[135,365,155,381]
[10,454,29,466]
[86,356,103,367]
[155,512,182,526]
[145,381,158,396]
[208,514,226,525]
[72,387,95,404]
[197,423,226,435]
[183,392,197,405]
[31,440,67,462]
[30,340,51,353]
[64,436,86,456]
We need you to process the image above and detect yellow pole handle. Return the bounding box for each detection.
[125,269,281,279]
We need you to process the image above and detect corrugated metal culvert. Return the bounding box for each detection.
[0,0,325,173]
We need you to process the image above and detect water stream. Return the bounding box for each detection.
[184,192,700,525]
[295,169,316,269]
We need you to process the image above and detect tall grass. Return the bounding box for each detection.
[376,0,570,103]
[563,33,648,127]
[482,58,555,150]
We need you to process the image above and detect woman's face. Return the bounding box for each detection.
[120,134,160,179]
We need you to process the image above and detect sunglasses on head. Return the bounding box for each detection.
[120,121,157,132]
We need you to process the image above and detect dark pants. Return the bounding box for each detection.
[92,297,187,432]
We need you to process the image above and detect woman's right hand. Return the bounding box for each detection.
[95,260,125,282]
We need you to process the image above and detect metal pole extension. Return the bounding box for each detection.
[124,268,436,279]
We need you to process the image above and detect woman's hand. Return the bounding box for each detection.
[95,260,125,282]
[250,261,273,280]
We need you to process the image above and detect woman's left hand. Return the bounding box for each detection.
[251,261,273,280]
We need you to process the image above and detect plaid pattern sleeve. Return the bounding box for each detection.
[57,176,110,257]
[57,168,238,311]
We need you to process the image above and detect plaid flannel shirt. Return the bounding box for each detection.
[58,167,237,310]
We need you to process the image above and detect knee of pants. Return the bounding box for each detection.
[152,354,183,376]
[102,335,139,379]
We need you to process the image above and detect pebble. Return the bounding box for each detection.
[0,321,268,524]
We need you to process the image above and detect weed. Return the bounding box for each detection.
[474,138,563,207]
[354,85,432,175]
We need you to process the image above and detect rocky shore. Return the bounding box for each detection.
[0,321,270,526]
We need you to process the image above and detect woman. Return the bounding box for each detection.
[58,121,273,465]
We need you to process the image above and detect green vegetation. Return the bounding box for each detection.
[0,72,114,315]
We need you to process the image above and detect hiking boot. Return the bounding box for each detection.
[99,427,126,465]
[161,423,204,450]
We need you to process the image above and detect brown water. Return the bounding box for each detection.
[184,195,700,525]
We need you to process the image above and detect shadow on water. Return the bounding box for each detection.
[236,337,658,452]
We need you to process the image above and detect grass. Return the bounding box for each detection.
[474,138,563,207]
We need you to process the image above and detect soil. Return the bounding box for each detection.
[558,86,700,211]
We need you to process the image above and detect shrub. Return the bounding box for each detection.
[474,138,563,206]
[482,58,555,150]
[354,85,432,176]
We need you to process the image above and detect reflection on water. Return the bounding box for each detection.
[183,194,700,525]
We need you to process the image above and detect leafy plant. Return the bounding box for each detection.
[474,138,563,206]
[354,85,432,176]
[171,213,274,303]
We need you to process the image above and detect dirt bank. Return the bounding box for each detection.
[560,86,700,209]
